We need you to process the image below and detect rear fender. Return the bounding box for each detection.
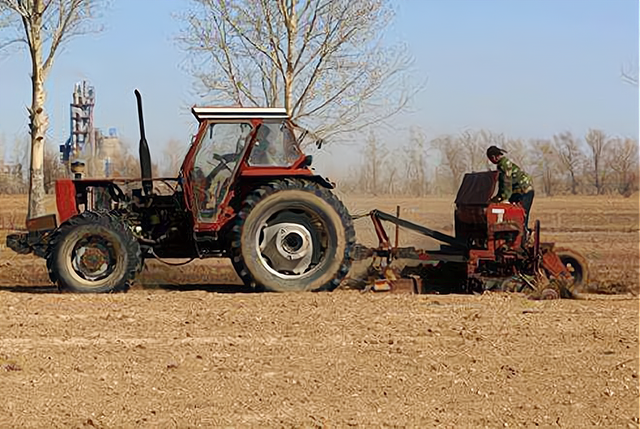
[307,175,335,189]
[239,174,335,194]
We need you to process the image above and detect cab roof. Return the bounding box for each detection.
[191,106,289,122]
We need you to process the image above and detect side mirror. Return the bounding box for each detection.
[301,155,313,168]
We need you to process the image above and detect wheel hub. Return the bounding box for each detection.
[72,241,111,280]
[259,222,313,276]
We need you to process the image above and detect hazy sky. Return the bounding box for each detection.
[0,0,637,175]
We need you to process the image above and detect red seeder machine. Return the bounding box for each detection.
[346,171,588,298]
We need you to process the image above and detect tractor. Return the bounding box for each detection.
[7,90,356,293]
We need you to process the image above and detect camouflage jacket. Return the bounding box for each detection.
[496,157,533,200]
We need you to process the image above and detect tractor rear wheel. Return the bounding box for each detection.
[46,211,141,293]
[231,179,356,292]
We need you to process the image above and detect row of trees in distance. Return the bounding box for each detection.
[1,124,637,198]
[343,127,638,197]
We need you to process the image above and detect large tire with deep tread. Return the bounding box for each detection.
[231,179,356,292]
[46,210,141,293]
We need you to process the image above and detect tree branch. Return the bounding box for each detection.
[178,0,417,141]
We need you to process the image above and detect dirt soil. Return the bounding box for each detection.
[0,194,638,428]
[0,291,637,428]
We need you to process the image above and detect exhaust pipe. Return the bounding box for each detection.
[134,89,153,196]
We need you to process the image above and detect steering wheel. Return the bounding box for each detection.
[211,153,236,172]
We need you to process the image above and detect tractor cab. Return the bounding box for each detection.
[182,107,315,229]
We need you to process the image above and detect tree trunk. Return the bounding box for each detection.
[594,156,601,195]
[284,67,293,116]
[620,171,628,195]
[27,3,48,220]
[27,72,47,219]
[283,2,296,117]
[371,141,377,195]
[570,171,577,195]
[543,165,553,196]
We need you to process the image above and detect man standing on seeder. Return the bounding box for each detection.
[486,145,535,237]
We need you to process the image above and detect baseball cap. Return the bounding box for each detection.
[486,145,506,158]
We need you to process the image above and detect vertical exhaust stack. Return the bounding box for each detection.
[134,89,153,196]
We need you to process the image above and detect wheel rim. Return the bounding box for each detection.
[256,209,327,279]
[68,233,118,283]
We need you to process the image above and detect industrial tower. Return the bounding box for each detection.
[59,80,120,178]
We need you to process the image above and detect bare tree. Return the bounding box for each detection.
[0,134,26,194]
[585,129,609,195]
[402,126,430,196]
[43,143,67,193]
[608,137,639,196]
[9,134,65,193]
[553,131,584,195]
[458,129,486,172]
[161,138,189,177]
[475,130,531,171]
[344,130,398,195]
[0,133,5,165]
[0,0,103,218]
[362,131,388,195]
[502,137,530,169]
[621,60,638,86]
[177,0,417,142]
[431,135,465,193]
[531,139,558,196]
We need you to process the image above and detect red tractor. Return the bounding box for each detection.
[7,90,356,293]
[349,171,589,298]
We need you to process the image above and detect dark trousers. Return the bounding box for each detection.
[509,190,535,232]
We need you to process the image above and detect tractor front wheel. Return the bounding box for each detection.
[231,179,355,292]
[46,211,141,293]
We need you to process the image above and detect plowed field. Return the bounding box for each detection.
[0,194,638,428]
